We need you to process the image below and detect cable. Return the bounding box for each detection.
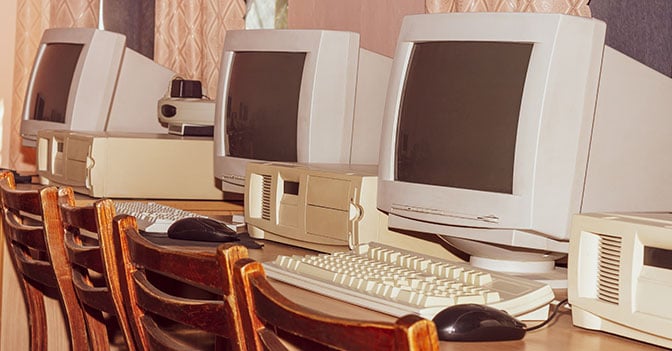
[525,298,569,332]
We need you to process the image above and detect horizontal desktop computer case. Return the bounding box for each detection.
[36,130,224,200]
[244,162,382,253]
[569,212,672,349]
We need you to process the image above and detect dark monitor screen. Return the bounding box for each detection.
[395,41,532,194]
[225,51,306,162]
[28,43,83,123]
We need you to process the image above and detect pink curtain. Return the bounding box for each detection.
[10,0,99,172]
[426,0,591,17]
[154,0,246,98]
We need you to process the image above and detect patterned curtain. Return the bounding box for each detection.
[426,0,591,17]
[154,0,246,98]
[10,0,99,172]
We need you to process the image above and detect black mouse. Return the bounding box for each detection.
[432,304,526,342]
[167,217,240,242]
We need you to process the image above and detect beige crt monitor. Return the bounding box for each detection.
[21,28,174,147]
[376,13,672,285]
[36,130,224,200]
[569,212,672,349]
[214,29,392,194]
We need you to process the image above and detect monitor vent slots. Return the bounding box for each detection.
[597,234,622,304]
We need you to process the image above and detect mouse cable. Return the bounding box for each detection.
[524,298,569,332]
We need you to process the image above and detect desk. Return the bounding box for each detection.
[0,200,666,350]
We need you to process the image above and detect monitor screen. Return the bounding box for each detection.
[396,41,531,194]
[226,51,305,162]
[28,43,83,123]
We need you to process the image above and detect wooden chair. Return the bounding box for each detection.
[230,256,440,351]
[111,213,248,350]
[0,171,89,351]
[51,186,137,350]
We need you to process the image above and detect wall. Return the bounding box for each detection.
[591,0,672,77]
[288,0,671,77]
[287,0,425,57]
[104,0,155,59]
[0,0,18,167]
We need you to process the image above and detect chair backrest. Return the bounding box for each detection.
[111,213,248,350]
[0,171,89,351]
[231,257,440,351]
[52,186,136,350]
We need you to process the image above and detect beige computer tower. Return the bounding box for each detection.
[244,162,383,253]
[36,130,224,200]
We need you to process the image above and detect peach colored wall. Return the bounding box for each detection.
[287,0,425,57]
[0,0,18,168]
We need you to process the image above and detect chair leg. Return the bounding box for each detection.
[83,308,112,351]
[24,283,48,351]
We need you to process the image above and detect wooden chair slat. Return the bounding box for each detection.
[231,257,441,351]
[112,214,249,350]
[48,186,137,350]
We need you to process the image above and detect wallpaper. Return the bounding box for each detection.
[425,0,591,17]
[154,0,246,98]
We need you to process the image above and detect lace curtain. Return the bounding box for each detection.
[10,0,99,172]
[425,0,591,16]
[154,0,246,98]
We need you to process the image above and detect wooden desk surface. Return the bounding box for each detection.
[0,199,667,350]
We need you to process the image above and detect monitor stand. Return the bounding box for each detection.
[441,237,568,289]
[388,213,570,289]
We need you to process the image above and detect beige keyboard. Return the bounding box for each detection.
[264,242,554,320]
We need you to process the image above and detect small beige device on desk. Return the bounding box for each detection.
[158,97,215,136]
[36,130,224,200]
